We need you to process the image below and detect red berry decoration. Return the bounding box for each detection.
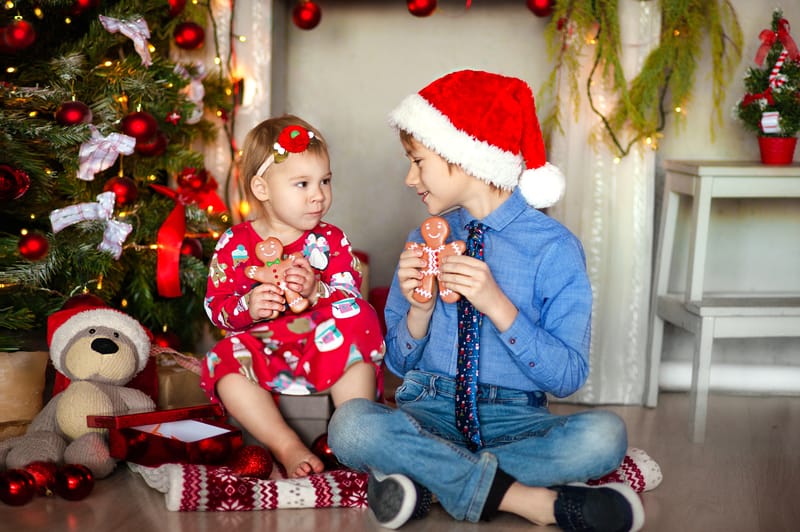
[181,238,204,260]
[0,164,31,200]
[228,445,274,479]
[311,433,342,471]
[18,232,49,261]
[134,130,168,157]
[55,100,93,126]
[54,464,94,501]
[23,461,58,496]
[174,21,205,50]
[168,0,187,18]
[2,19,36,51]
[0,469,36,506]
[103,176,139,206]
[121,111,158,140]
[177,167,209,191]
[527,0,555,18]
[292,1,322,30]
[407,0,437,17]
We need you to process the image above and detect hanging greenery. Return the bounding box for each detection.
[541,0,743,158]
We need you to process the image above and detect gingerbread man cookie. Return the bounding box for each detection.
[245,237,310,316]
[405,216,466,303]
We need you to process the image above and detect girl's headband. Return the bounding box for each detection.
[254,125,317,177]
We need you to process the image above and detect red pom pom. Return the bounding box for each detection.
[292,1,322,30]
[23,461,58,496]
[54,464,94,501]
[103,176,139,206]
[407,0,437,17]
[228,445,274,479]
[174,22,205,50]
[18,232,49,261]
[0,469,36,506]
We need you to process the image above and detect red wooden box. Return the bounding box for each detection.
[87,404,243,467]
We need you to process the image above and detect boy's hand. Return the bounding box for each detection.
[283,256,316,299]
[247,283,285,320]
[398,246,436,311]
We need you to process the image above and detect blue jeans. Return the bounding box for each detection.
[328,370,627,523]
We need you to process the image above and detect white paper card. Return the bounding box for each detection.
[133,419,230,442]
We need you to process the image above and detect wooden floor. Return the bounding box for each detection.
[2,391,799,531]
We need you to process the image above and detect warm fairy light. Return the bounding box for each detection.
[20,228,29,236]
[28,111,37,117]
[214,57,222,65]
[121,299,128,308]
[102,60,113,67]
[29,213,35,220]
[613,157,621,164]
[674,106,682,113]
[97,275,103,290]
[149,244,159,250]
[239,200,251,218]
[148,44,155,53]
[238,35,246,43]
[34,7,42,18]
[673,29,680,37]
[118,94,128,104]
[162,324,168,333]
[147,174,158,182]
[225,87,233,96]
[645,137,652,145]
[65,17,73,24]
[45,168,52,175]
[4,1,14,9]
[211,231,220,239]
[216,110,223,118]
[220,213,230,223]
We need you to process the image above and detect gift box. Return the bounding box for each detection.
[87,404,242,467]
[0,351,49,441]
[157,364,210,410]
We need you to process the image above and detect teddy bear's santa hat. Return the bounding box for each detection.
[47,299,151,375]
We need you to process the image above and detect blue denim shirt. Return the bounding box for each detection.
[384,188,592,398]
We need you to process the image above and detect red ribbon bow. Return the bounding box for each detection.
[177,175,227,214]
[755,18,800,66]
[741,88,775,107]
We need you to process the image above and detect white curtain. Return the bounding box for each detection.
[549,1,660,405]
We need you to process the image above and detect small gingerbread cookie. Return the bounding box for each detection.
[246,237,309,315]
[405,216,466,303]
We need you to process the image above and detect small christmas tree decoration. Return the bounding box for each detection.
[173,21,205,50]
[177,166,209,191]
[180,237,204,260]
[2,19,36,52]
[121,110,158,140]
[18,232,49,261]
[55,100,93,126]
[70,0,100,16]
[53,464,94,501]
[0,164,31,200]
[527,0,555,18]
[407,0,436,18]
[103,176,139,206]
[292,1,322,30]
[134,130,168,157]
[0,469,36,506]
[168,0,187,18]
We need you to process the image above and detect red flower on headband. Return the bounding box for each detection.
[275,125,314,155]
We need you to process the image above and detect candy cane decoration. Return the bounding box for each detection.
[769,49,789,89]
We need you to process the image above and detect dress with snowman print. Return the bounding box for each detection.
[201,220,385,402]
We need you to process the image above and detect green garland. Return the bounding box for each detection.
[541,0,743,158]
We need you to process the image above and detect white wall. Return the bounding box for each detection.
[263,1,800,386]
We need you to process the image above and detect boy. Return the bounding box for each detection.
[328,70,644,531]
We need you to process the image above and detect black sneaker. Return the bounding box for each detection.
[367,471,432,529]
[552,483,645,532]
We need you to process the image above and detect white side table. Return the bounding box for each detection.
[646,160,800,442]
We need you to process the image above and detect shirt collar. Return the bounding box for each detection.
[457,187,528,233]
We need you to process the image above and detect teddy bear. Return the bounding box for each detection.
[405,216,466,303]
[245,236,310,316]
[0,301,156,479]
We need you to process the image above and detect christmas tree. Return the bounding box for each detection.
[0,0,234,351]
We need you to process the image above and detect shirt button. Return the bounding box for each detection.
[406,342,412,350]
[509,337,516,345]
[529,362,536,368]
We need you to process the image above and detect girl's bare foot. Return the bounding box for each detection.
[274,443,325,478]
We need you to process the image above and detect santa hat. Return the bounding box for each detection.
[388,69,565,209]
[47,300,151,376]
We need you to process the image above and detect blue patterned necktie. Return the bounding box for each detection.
[455,220,487,452]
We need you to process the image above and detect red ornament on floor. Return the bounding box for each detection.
[54,464,94,501]
[311,433,343,471]
[228,445,274,479]
[0,469,36,506]
[18,232,49,261]
[527,0,555,18]
[407,0,437,17]
[293,1,322,30]
[23,461,58,496]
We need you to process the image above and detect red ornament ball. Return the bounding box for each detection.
[228,445,274,479]
[311,433,342,471]
[0,469,36,506]
[2,19,36,51]
[527,0,555,18]
[177,167,209,191]
[121,111,158,140]
[62,292,106,310]
[103,176,139,206]
[55,100,92,126]
[292,1,322,30]
[70,0,100,16]
[0,164,31,201]
[174,21,205,50]
[18,232,49,261]
[168,0,187,18]
[181,238,204,260]
[54,464,94,501]
[23,461,58,496]
[135,130,168,157]
[407,0,437,17]
[153,330,181,350]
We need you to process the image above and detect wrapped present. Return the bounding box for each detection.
[155,349,209,410]
[0,351,49,441]
[87,404,242,467]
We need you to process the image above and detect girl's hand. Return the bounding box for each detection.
[398,246,436,311]
[283,256,316,298]
[247,283,285,320]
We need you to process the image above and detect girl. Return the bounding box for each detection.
[201,115,385,478]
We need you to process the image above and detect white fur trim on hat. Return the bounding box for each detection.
[49,308,151,375]
[389,94,523,190]
[518,163,566,209]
